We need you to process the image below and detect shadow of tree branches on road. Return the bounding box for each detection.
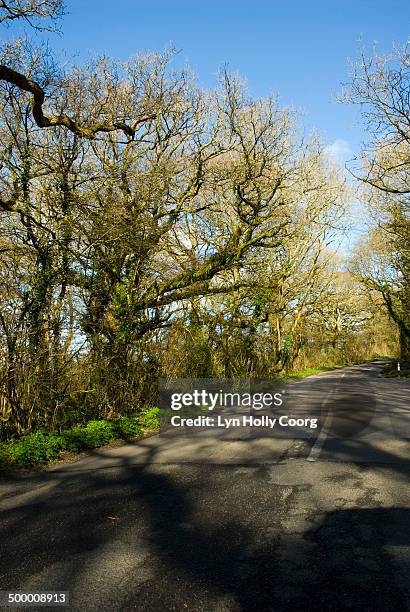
[0,438,409,611]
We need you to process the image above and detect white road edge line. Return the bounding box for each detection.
[306,373,346,462]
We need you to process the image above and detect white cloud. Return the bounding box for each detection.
[324,139,352,166]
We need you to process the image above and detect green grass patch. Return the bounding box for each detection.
[282,366,341,380]
[0,407,160,470]
[138,406,160,429]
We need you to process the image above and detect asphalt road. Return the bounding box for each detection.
[0,361,409,611]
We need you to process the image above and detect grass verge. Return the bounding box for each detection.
[0,408,160,470]
[281,366,341,380]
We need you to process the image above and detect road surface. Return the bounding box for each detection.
[0,361,409,611]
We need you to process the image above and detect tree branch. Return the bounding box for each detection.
[0,64,156,140]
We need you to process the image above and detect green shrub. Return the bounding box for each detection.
[1,432,64,467]
[61,420,116,450]
[59,425,87,451]
[86,420,116,445]
[113,416,143,438]
[138,407,160,430]
[0,411,157,469]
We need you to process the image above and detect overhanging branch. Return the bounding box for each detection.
[0,64,156,140]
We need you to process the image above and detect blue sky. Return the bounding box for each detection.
[32,0,409,164]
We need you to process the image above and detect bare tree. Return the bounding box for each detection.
[0,0,64,29]
[343,45,410,196]
[0,1,158,192]
[344,44,410,362]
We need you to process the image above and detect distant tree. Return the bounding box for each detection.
[351,201,409,363]
[344,45,410,363]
